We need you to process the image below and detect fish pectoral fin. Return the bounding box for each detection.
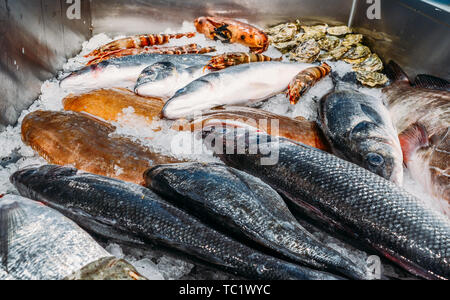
[399,123,430,165]
[414,74,450,92]
[0,201,26,271]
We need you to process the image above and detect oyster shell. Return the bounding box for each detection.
[290,39,320,63]
[272,39,299,53]
[327,26,352,36]
[356,71,389,87]
[318,36,341,51]
[267,23,299,43]
[353,53,384,72]
[343,56,369,65]
[301,25,328,41]
[343,43,371,60]
[318,46,350,61]
[342,34,364,47]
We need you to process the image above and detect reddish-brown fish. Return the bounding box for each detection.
[21,111,181,185]
[195,17,269,53]
[63,88,164,124]
[173,106,330,152]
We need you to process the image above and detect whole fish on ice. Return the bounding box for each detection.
[205,129,450,280]
[145,162,367,279]
[60,54,211,92]
[384,62,450,210]
[162,62,317,119]
[319,73,404,185]
[11,165,344,280]
[0,194,145,280]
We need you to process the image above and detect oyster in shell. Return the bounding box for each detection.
[353,53,384,72]
[342,34,364,47]
[290,39,321,63]
[356,71,389,87]
[343,43,371,60]
[267,23,299,43]
[301,25,328,40]
[318,46,350,61]
[318,36,341,51]
[327,26,352,36]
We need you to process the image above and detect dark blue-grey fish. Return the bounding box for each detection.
[204,129,450,280]
[319,73,403,185]
[10,165,343,280]
[145,162,367,279]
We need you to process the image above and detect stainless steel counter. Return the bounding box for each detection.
[0,0,449,130]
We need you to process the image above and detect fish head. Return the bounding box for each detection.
[135,62,179,98]
[162,74,220,120]
[11,165,78,201]
[349,121,404,185]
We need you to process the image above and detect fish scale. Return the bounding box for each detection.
[10,165,344,280]
[145,162,368,279]
[210,131,450,280]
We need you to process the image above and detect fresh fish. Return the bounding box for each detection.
[162,62,315,119]
[145,162,367,279]
[63,88,164,124]
[10,165,343,280]
[205,129,450,280]
[135,62,210,100]
[175,106,330,151]
[21,111,180,185]
[319,73,404,185]
[384,62,450,209]
[0,194,145,280]
[60,54,211,92]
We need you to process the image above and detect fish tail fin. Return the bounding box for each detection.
[0,200,26,272]
[399,123,429,165]
[384,61,410,83]
[414,74,450,92]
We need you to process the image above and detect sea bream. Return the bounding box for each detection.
[162,61,317,119]
[145,163,367,280]
[319,73,404,185]
[384,62,450,211]
[205,129,450,280]
[0,194,145,280]
[60,53,211,92]
[10,165,344,280]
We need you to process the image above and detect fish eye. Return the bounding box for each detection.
[366,153,384,167]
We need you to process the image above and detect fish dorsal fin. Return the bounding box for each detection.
[385,61,410,84]
[0,200,26,272]
[398,123,429,164]
[414,74,450,92]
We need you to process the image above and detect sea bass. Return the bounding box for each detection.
[162,62,316,119]
[134,62,210,100]
[384,62,450,209]
[145,163,367,279]
[175,106,330,151]
[319,73,404,185]
[0,194,145,280]
[63,88,164,124]
[60,54,211,92]
[21,111,180,185]
[205,129,450,280]
[10,165,343,280]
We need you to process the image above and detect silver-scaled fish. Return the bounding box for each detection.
[60,54,211,92]
[204,129,450,280]
[0,194,145,280]
[10,165,344,280]
[319,73,404,185]
[135,62,210,100]
[162,61,315,119]
[145,162,368,280]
